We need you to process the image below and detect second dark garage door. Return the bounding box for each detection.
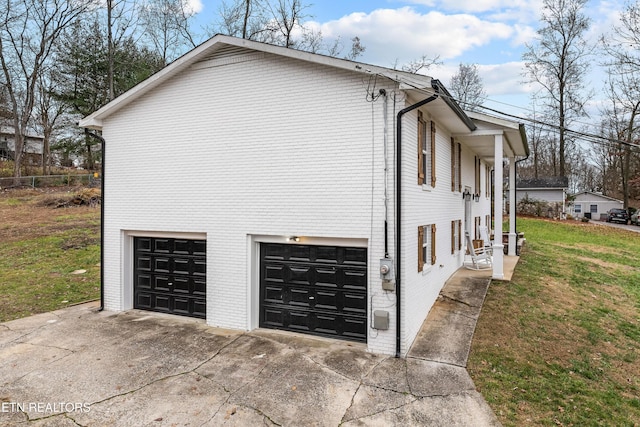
[260,243,368,342]
[134,237,206,319]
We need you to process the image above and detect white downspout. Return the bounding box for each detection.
[493,134,504,280]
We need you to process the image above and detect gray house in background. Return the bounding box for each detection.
[508,176,569,218]
[569,192,623,220]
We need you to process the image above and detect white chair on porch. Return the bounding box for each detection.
[465,231,492,270]
[478,225,494,256]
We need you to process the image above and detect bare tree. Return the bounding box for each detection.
[0,0,90,183]
[264,0,309,48]
[600,0,640,209]
[105,0,140,101]
[523,0,592,178]
[35,70,66,175]
[448,63,486,111]
[140,0,199,65]
[400,54,442,74]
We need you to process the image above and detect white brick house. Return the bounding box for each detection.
[79,35,528,356]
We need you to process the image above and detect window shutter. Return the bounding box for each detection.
[450,138,455,191]
[457,142,462,193]
[451,221,455,254]
[418,112,425,185]
[430,121,436,187]
[458,220,462,251]
[475,156,480,195]
[431,224,437,265]
[418,226,425,272]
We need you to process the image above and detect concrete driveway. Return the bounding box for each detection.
[0,270,502,427]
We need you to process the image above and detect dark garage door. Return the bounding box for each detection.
[134,237,206,319]
[260,243,367,342]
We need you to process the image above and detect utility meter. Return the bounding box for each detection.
[379,258,393,280]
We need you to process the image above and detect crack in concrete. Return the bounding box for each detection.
[340,382,362,424]
[339,390,420,424]
[84,333,245,413]
[204,362,274,426]
[63,412,87,426]
[440,294,479,308]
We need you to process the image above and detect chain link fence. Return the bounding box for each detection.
[0,174,101,189]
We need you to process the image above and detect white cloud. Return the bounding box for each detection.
[185,0,204,15]
[404,0,543,19]
[313,7,514,66]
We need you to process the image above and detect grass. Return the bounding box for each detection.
[469,217,640,426]
[0,188,101,322]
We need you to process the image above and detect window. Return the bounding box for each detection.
[574,204,582,213]
[417,112,436,187]
[474,216,481,240]
[451,138,461,192]
[418,224,436,272]
[590,205,598,214]
[451,220,462,254]
[485,215,491,233]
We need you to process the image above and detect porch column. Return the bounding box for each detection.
[508,156,517,256]
[493,134,504,280]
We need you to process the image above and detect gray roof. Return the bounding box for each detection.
[517,177,568,189]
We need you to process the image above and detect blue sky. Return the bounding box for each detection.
[187,0,627,119]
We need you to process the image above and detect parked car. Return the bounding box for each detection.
[607,208,629,224]
[630,210,640,226]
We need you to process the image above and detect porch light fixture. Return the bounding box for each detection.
[474,193,480,202]
[288,236,300,242]
[462,189,471,201]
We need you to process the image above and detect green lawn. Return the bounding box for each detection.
[0,190,101,321]
[469,217,640,426]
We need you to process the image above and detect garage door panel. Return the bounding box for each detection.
[289,265,311,285]
[153,239,171,253]
[136,274,151,289]
[153,275,172,292]
[343,248,367,266]
[193,279,206,297]
[134,237,206,319]
[136,256,152,271]
[172,277,190,294]
[343,293,367,314]
[289,288,311,307]
[260,243,367,343]
[262,307,286,327]
[343,269,367,291]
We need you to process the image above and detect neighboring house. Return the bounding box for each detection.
[510,176,568,218]
[0,126,45,165]
[570,192,623,220]
[79,35,528,356]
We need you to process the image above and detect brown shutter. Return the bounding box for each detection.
[418,112,425,185]
[458,220,462,251]
[451,221,455,254]
[418,226,425,272]
[450,137,455,191]
[457,142,462,193]
[475,156,480,195]
[431,224,437,265]
[430,121,436,187]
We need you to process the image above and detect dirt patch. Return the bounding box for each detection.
[0,188,100,243]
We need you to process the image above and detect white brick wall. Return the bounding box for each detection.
[99,47,492,356]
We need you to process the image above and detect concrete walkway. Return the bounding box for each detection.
[0,261,517,426]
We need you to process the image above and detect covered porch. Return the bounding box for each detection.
[455,111,530,280]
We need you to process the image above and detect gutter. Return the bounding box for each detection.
[431,80,477,131]
[84,128,105,312]
[394,84,440,358]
